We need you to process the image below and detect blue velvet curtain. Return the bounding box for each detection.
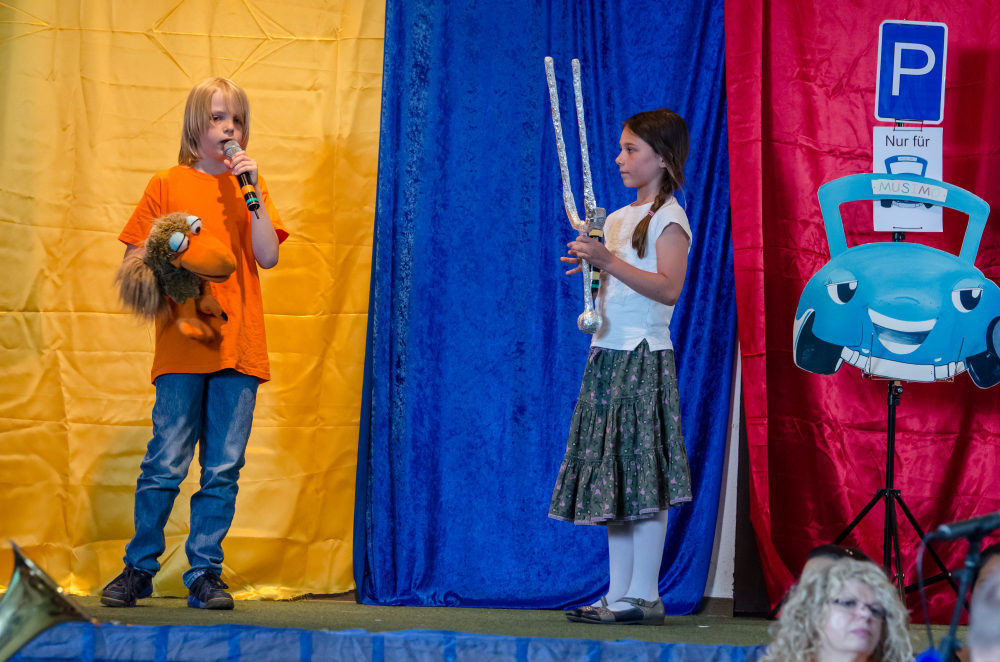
[354,0,734,612]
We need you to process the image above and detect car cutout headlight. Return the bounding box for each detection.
[827,280,858,305]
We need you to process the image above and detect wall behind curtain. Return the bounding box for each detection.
[0,0,383,597]
[356,0,735,611]
[726,0,1000,621]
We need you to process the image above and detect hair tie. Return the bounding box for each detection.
[645,209,654,218]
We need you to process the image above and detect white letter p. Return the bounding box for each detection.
[892,43,935,95]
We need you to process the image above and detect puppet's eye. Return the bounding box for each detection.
[186,216,202,235]
[169,232,189,254]
[826,281,857,305]
[952,288,982,313]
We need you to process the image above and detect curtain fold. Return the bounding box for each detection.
[357,0,736,611]
[726,0,1000,621]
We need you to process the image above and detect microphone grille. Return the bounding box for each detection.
[223,140,242,160]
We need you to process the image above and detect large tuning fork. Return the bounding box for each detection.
[544,57,606,335]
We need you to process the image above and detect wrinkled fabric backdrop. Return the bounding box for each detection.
[727,1,1000,621]
[0,0,383,597]
[356,0,735,610]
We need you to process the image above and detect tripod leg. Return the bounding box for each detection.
[833,490,887,545]
[890,495,906,603]
[897,495,960,594]
[884,491,893,574]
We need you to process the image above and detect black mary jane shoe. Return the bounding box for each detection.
[578,596,665,625]
[566,596,608,623]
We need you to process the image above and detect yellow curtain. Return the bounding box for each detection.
[0,0,383,598]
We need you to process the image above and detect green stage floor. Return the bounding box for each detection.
[75,597,964,649]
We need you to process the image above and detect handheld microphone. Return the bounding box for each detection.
[588,207,607,295]
[223,140,260,217]
[925,511,1000,541]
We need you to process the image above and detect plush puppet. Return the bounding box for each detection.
[116,212,237,343]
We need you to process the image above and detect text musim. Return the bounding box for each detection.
[871,179,948,202]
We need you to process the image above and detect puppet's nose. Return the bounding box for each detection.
[179,235,236,282]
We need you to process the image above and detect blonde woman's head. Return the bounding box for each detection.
[762,558,912,662]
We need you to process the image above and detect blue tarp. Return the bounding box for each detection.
[15,623,768,662]
[355,0,735,611]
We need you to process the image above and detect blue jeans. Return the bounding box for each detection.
[124,369,258,587]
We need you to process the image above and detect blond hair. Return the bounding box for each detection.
[178,78,251,166]
[762,559,912,662]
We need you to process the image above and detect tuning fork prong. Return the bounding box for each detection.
[544,56,586,233]
[571,59,596,227]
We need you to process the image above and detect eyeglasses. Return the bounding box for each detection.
[830,597,887,620]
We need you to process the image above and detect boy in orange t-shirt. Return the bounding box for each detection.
[103,78,288,610]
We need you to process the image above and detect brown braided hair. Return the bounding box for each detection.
[623,109,689,258]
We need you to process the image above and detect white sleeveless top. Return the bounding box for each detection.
[591,197,692,351]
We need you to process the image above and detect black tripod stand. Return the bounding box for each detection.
[832,380,959,599]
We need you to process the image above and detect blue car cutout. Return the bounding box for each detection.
[794,173,1000,387]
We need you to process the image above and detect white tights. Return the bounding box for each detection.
[591,509,669,610]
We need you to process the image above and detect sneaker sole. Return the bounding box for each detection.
[187,595,234,610]
[100,586,152,608]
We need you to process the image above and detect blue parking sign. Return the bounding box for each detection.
[875,21,948,124]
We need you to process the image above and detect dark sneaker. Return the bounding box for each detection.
[100,565,153,608]
[187,571,234,610]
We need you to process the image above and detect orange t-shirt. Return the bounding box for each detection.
[118,165,289,383]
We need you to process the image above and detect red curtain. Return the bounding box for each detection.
[726,1,1000,622]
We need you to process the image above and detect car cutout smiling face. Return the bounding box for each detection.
[867,308,935,355]
[794,173,1000,387]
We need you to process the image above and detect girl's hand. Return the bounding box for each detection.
[567,234,614,270]
[225,151,258,187]
[560,256,583,275]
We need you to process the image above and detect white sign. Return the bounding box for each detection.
[872,126,943,232]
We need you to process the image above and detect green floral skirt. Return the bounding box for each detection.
[549,340,692,525]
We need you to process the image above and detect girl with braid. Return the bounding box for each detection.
[549,109,693,626]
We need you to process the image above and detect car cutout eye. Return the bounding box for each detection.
[952,287,982,313]
[168,231,189,254]
[185,215,202,235]
[827,281,858,305]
